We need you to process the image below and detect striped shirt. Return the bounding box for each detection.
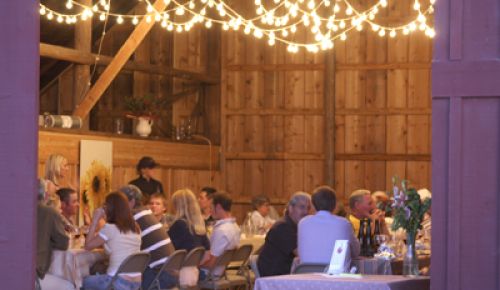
[134,209,174,269]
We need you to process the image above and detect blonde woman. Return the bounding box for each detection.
[44,154,69,210]
[168,189,210,252]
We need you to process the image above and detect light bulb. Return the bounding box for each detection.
[40,7,46,15]
[378,29,385,36]
[389,30,396,37]
[99,13,105,21]
[132,17,138,25]
[340,33,347,41]
[205,20,212,28]
[65,1,73,9]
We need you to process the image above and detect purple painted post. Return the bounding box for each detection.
[432,0,500,289]
[0,1,39,289]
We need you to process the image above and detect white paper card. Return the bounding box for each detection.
[326,240,350,275]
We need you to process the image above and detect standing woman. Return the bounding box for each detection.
[82,192,141,290]
[44,154,69,210]
[168,189,210,252]
[129,156,164,204]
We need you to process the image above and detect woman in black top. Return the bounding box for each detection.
[168,189,210,251]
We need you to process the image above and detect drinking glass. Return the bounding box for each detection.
[115,118,124,135]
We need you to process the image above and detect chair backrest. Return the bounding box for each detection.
[107,252,150,290]
[231,244,253,264]
[162,249,187,273]
[208,249,236,279]
[116,252,151,274]
[292,263,328,274]
[182,247,206,267]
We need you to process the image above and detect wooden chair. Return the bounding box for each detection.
[179,247,206,290]
[147,250,187,290]
[292,263,328,274]
[226,244,253,290]
[198,249,235,290]
[105,252,151,290]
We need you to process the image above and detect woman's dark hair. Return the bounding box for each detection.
[105,192,139,234]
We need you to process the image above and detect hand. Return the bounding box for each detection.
[92,207,106,221]
[369,209,385,222]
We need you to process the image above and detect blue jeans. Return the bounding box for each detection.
[82,274,140,290]
[142,267,177,289]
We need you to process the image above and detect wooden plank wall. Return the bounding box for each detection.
[221,1,432,219]
[38,130,222,212]
[334,1,432,201]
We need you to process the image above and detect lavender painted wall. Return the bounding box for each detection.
[432,0,500,289]
[0,1,39,289]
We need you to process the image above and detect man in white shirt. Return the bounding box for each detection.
[298,186,360,264]
[200,191,240,277]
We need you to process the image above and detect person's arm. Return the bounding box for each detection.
[347,221,360,258]
[84,208,106,251]
[51,211,70,250]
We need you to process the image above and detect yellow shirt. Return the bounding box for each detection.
[348,214,361,236]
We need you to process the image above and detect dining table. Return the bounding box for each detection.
[254,273,430,290]
[47,247,106,289]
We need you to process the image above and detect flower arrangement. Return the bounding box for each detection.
[390,177,432,239]
[124,94,165,119]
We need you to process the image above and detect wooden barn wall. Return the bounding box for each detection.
[221,1,432,220]
[38,130,222,212]
[334,1,432,199]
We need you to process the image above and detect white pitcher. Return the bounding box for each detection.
[136,117,153,137]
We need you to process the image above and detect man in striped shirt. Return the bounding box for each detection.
[120,185,176,289]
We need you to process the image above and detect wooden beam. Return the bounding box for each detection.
[224,152,325,160]
[225,63,326,71]
[324,50,336,186]
[40,43,218,84]
[73,0,168,118]
[336,62,430,71]
[335,154,431,161]
[335,108,432,115]
[223,108,324,115]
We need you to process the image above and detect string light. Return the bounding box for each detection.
[39,0,436,54]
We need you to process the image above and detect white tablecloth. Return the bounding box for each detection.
[255,273,430,290]
[48,249,105,288]
[240,234,265,253]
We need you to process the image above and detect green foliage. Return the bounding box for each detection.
[124,94,165,117]
[390,177,432,238]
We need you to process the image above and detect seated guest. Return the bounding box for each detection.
[129,156,164,204]
[168,189,210,252]
[148,192,175,227]
[36,179,72,290]
[258,191,311,277]
[200,192,240,278]
[44,154,69,210]
[198,186,217,227]
[120,185,177,290]
[348,189,389,235]
[333,199,347,217]
[83,192,141,290]
[418,188,432,237]
[56,187,80,232]
[298,186,360,264]
[250,195,276,234]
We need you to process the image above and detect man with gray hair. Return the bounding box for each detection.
[258,191,311,277]
[348,189,388,235]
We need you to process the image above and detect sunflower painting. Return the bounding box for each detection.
[79,140,112,225]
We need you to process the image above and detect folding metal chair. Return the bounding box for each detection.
[147,250,187,290]
[226,244,253,290]
[198,249,235,290]
[292,263,328,274]
[179,247,206,290]
[105,252,151,290]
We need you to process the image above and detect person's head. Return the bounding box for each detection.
[104,192,139,234]
[418,188,432,215]
[44,154,69,184]
[172,188,206,235]
[333,200,347,217]
[198,187,216,211]
[252,195,271,217]
[119,184,143,209]
[311,186,337,213]
[136,156,159,179]
[372,191,390,210]
[212,191,232,220]
[286,191,312,224]
[56,188,79,218]
[149,193,168,218]
[349,189,374,219]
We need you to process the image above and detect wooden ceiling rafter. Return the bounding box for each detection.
[72,0,169,118]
